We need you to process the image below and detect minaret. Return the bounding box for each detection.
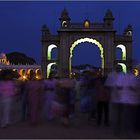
[123,24,133,36]
[59,8,71,28]
[103,9,114,29]
[41,24,50,40]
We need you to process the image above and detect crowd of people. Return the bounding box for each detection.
[0,66,140,137]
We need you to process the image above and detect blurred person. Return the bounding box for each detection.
[121,69,140,136]
[54,76,75,127]
[27,71,43,125]
[19,80,29,121]
[105,65,125,135]
[95,77,110,126]
[134,70,140,133]
[43,73,57,121]
[0,74,15,128]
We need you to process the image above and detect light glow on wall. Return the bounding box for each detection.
[47,62,56,78]
[70,38,104,77]
[19,69,25,76]
[27,69,33,76]
[48,44,57,60]
[84,21,90,28]
[116,44,126,60]
[117,63,127,73]
[133,68,139,76]
[62,21,67,27]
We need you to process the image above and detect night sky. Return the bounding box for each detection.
[0,1,140,66]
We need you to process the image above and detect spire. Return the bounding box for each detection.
[42,24,49,32]
[59,8,70,21]
[103,9,114,29]
[41,24,50,39]
[104,9,114,20]
[59,8,71,28]
[123,24,133,36]
[127,24,133,31]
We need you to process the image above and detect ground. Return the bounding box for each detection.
[0,112,140,139]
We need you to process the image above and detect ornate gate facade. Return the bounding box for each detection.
[41,9,132,79]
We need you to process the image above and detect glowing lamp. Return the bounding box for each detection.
[84,20,90,28]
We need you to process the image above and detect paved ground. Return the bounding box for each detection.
[0,100,140,139]
[0,112,140,139]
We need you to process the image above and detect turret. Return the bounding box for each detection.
[41,24,50,39]
[123,24,132,36]
[59,8,71,28]
[103,9,114,29]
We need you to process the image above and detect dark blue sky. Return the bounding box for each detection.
[0,1,140,66]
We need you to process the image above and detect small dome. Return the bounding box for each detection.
[127,24,133,31]
[84,19,90,28]
[0,53,6,59]
[42,24,49,31]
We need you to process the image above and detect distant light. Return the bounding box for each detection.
[23,76,26,79]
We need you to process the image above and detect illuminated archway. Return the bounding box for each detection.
[48,44,57,60]
[116,44,126,60]
[70,38,104,76]
[47,62,57,78]
[117,63,127,73]
[35,69,41,79]
[19,69,26,76]
[27,69,33,75]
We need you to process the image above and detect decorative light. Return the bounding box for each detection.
[116,44,126,60]
[84,20,90,28]
[133,68,139,76]
[47,62,56,78]
[48,44,57,60]
[117,63,127,73]
[62,21,67,27]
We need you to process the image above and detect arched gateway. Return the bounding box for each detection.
[41,9,132,79]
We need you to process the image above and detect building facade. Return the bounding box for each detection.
[0,53,41,80]
[41,9,132,79]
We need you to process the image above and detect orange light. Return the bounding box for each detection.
[84,21,90,28]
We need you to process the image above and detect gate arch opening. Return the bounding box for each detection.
[116,44,126,60]
[47,62,57,78]
[70,38,104,77]
[48,44,57,60]
[117,63,127,73]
